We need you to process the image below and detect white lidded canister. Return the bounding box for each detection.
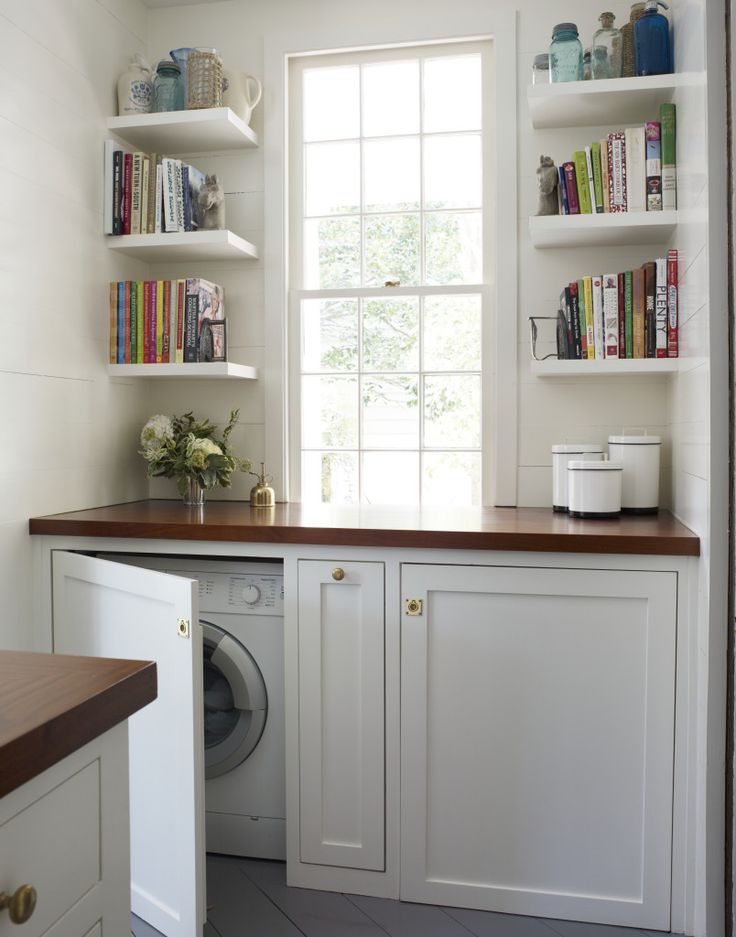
[568,459,623,518]
[607,435,661,514]
[551,444,604,512]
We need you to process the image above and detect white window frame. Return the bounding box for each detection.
[263,12,517,505]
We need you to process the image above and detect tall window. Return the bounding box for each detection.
[289,41,490,505]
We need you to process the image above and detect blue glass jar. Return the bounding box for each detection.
[152,60,184,112]
[549,23,584,83]
[634,0,672,75]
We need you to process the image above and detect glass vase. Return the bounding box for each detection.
[183,477,205,505]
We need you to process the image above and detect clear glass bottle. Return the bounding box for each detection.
[531,53,550,84]
[152,60,184,112]
[592,12,623,79]
[583,49,592,80]
[549,23,583,83]
[634,0,673,75]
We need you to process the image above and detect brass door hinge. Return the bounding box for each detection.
[404,598,423,616]
[177,618,190,638]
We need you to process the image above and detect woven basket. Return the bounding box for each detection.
[187,50,223,109]
[622,3,646,77]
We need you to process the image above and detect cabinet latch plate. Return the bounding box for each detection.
[404,598,423,616]
[177,618,190,638]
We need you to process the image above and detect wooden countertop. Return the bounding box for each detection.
[29,500,700,556]
[0,651,157,798]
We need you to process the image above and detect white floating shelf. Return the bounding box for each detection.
[107,362,258,380]
[531,359,679,377]
[528,74,680,129]
[529,211,677,248]
[106,108,258,153]
[106,230,258,262]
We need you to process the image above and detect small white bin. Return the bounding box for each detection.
[568,460,623,519]
[607,435,661,514]
[551,445,604,512]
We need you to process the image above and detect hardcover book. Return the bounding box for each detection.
[667,248,678,356]
[584,146,597,215]
[162,158,178,233]
[660,103,677,211]
[574,151,592,214]
[643,260,657,357]
[632,267,645,358]
[123,280,132,364]
[109,282,117,363]
[131,152,143,235]
[580,277,594,359]
[625,126,646,214]
[617,272,626,355]
[570,281,585,358]
[645,122,662,212]
[607,132,627,212]
[563,162,580,215]
[122,152,133,235]
[655,257,668,357]
[558,166,569,215]
[591,142,604,214]
[624,271,634,358]
[591,275,604,359]
[602,274,619,358]
[600,138,611,213]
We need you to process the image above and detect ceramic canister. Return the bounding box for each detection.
[607,435,661,513]
[568,460,623,518]
[551,445,604,512]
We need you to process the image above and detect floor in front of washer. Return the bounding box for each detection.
[131,855,685,937]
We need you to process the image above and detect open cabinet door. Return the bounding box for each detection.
[52,551,205,937]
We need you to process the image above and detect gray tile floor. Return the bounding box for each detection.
[131,856,684,937]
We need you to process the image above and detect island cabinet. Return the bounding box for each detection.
[28,501,701,934]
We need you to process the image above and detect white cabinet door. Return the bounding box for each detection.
[52,551,205,937]
[401,564,677,930]
[298,560,384,871]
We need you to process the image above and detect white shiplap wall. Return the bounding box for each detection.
[0,0,151,649]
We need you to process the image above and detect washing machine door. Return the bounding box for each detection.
[202,621,268,780]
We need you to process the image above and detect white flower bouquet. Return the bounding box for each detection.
[140,410,251,499]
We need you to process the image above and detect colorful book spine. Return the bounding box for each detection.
[584,146,597,215]
[176,280,186,363]
[608,132,627,212]
[146,154,157,233]
[162,158,178,233]
[602,274,619,358]
[643,260,656,357]
[655,257,668,357]
[583,276,595,359]
[645,122,662,211]
[558,166,569,215]
[112,149,123,235]
[156,280,164,363]
[174,160,185,232]
[184,280,199,362]
[182,165,193,231]
[117,282,125,364]
[131,153,143,235]
[169,280,178,362]
[109,283,117,363]
[600,138,610,213]
[574,151,592,214]
[570,281,585,358]
[591,275,604,359]
[140,157,150,237]
[591,142,604,213]
[667,248,678,356]
[560,289,574,358]
[123,281,131,364]
[143,281,151,363]
[155,163,163,234]
[660,103,677,211]
[624,271,633,358]
[122,153,133,235]
[632,267,645,359]
[129,278,137,362]
[617,273,626,355]
[136,281,145,363]
[625,126,646,213]
[563,162,580,214]
[162,280,171,362]
[149,281,157,363]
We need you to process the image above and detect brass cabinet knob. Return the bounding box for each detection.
[0,884,37,924]
[332,567,345,581]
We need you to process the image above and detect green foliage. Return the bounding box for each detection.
[140,410,251,492]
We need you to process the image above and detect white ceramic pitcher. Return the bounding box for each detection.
[222,70,262,126]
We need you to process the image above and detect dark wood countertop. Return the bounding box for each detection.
[29,500,700,557]
[0,651,157,798]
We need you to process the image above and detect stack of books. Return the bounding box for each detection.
[557,103,676,215]
[109,278,226,365]
[103,142,209,236]
[555,249,678,361]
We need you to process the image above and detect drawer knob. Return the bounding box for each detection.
[0,884,37,924]
[332,567,345,581]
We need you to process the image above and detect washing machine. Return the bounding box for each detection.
[100,554,286,860]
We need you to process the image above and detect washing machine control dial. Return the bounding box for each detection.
[241,584,261,605]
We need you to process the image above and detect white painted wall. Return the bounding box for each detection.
[144,0,676,506]
[0,0,152,650]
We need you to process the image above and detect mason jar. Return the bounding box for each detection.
[550,23,584,82]
[531,53,550,84]
[152,60,183,112]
